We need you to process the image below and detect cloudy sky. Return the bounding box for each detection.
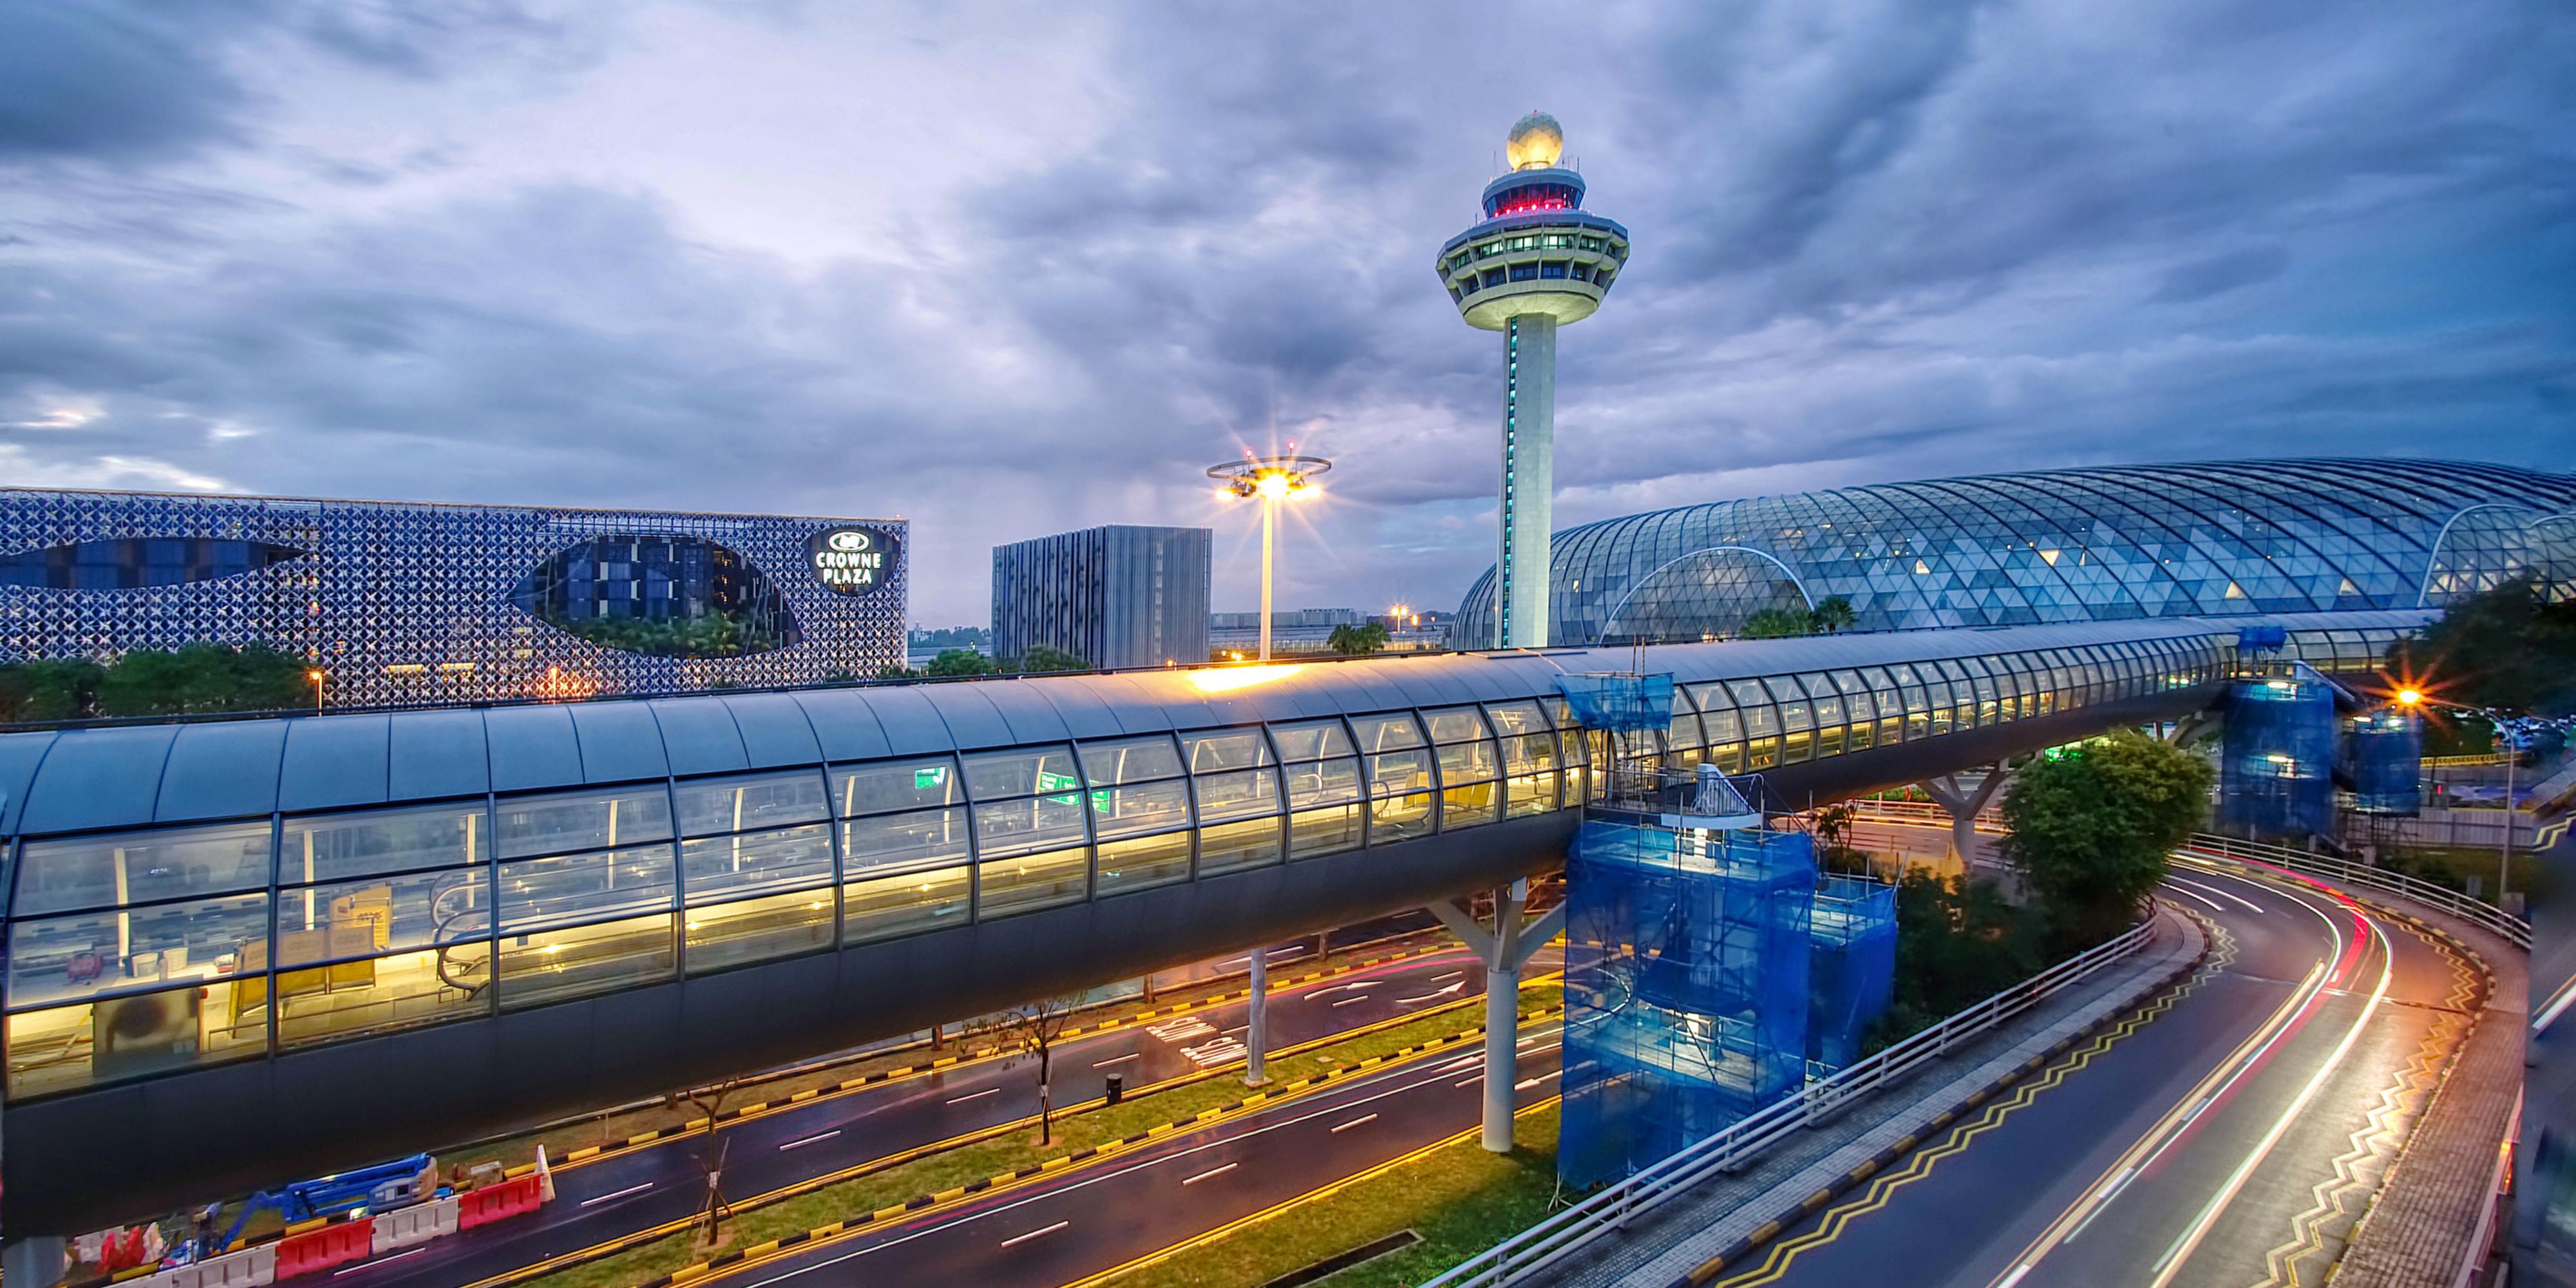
[3,1,2569,625]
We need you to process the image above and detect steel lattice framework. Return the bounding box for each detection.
[1454,459,2576,647]
[0,489,906,708]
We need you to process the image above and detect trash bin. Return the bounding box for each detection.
[1104,1074,1124,1105]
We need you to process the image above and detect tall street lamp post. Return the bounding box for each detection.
[307,668,326,714]
[1207,454,1331,663]
[1205,451,1329,1084]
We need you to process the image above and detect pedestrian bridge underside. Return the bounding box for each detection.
[0,612,2416,1231]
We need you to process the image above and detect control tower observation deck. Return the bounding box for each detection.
[1435,112,1631,649]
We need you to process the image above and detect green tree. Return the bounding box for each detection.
[1867,870,2050,1048]
[1015,645,1089,674]
[1812,802,1871,876]
[924,648,1001,677]
[95,643,310,717]
[1807,594,1858,634]
[1739,607,1814,639]
[1324,621,1391,656]
[1998,731,2213,949]
[0,659,107,722]
[2387,572,2576,716]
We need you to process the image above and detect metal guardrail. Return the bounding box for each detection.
[1419,914,2163,1288]
[2176,833,2530,949]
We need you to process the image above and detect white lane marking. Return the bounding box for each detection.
[1430,971,1465,985]
[779,1129,842,1151]
[337,1249,424,1274]
[1182,1162,1238,1186]
[2160,883,2223,913]
[2063,1167,2136,1243]
[1331,1113,1379,1133]
[947,1088,1001,1105]
[581,1182,653,1207]
[1332,995,1368,1007]
[999,1220,1070,1248]
[1222,1025,1248,1036]
[1092,1054,1139,1068]
[2165,874,2264,913]
[1515,1070,1561,1090]
[2537,974,2576,1036]
[1455,1075,1483,1088]
[1304,983,1355,999]
[1994,1266,2031,1288]
[742,1021,1567,1287]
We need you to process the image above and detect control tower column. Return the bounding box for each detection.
[1499,314,1557,649]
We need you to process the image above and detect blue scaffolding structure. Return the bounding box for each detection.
[1807,876,1897,1070]
[1559,817,1815,1190]
[2219,671,2337,839]
[2345,710,2423,816]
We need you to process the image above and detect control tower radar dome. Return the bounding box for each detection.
[1506,111,1564,170]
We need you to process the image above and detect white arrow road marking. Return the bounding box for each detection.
[1397,981,1466,1005]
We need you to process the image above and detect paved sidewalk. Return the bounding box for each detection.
[1530,905,2208,1288]
[2329,896,2524,1288]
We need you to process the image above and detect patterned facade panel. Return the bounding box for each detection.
[0,489,906,708]
[1454,459,2576,648]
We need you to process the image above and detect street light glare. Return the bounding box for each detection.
[1255,473,1292,500]
[2396,688,2423,706]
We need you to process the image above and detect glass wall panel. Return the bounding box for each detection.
[842,807,971,873]
[843,866,969,944]
[1425,706,1499,829]
[963,746,1081,800]
[498,845,676,934]
[274,944,489,1048]
[8,893,270,1010]
[679,824,833,901]
[498,913,676,1009]
[1079,736,1184,786]
[1368,791,1434,844]
[1271,719,1355,762]
[674,772,829,838]
[7,983,267,1099]
[1097,832,1191,894]
[684,888,835,973]
[1193,768,1281,823]
[276,869,487,965]
[833,757,962,816]
[1349,712,1426,752]
[1090,780,1190,840]
[15,822,272,918]
[1182,729,1273,773]
[1198,816,1283,874]
[1283,754,1363,858]
[495,788,673,860]
[978,848,1088,918]
[972,794,1087,857]
[281,803,484,884]
[1484,700,1549,739]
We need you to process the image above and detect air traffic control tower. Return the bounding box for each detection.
[1437,112,1630,648]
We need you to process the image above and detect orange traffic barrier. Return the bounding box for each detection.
[457,1173,545,1229]
[274,1217,373,1280]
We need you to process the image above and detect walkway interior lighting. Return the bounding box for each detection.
[1187,663,1305,694]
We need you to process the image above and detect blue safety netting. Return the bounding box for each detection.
[1556,672,1676,734]
[1807,876,1897,1070]
[2346,710,2423,815]
[1560,818,1815,1190]
[2220,674,2337,838]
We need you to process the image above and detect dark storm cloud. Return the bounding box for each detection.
[0,0,2569,621]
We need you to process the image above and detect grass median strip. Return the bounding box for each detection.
[517,979,1566,1288]
[1072,1101,1568,1288]
[461,937,1461,1179]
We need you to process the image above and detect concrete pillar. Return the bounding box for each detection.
[4,1237,68,1288]
[1494,314,1557,648]
[1430,879,1567,1153]
[1921,766,2012,875]
[1244,948,1269,1086]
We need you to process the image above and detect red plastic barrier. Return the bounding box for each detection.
[276,1217,374,1280]
[457,1173,545,1229]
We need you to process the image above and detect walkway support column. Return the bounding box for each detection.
[1430,878,1566,1153]
[1245,947,1269,1086]
[1921,766,2012,875]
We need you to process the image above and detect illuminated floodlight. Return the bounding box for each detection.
[1206,453,1334,661]
[2396,688,2423,706]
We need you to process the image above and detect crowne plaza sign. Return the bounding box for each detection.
[808,526,899,595]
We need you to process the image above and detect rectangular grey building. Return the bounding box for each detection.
[991,524,1210,670]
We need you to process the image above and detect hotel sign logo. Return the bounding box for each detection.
[808,526,898,596]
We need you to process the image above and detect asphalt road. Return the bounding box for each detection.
[333,936,1520,1288]
[699,1021,1569,1287]
[1716,860,2475,1288]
